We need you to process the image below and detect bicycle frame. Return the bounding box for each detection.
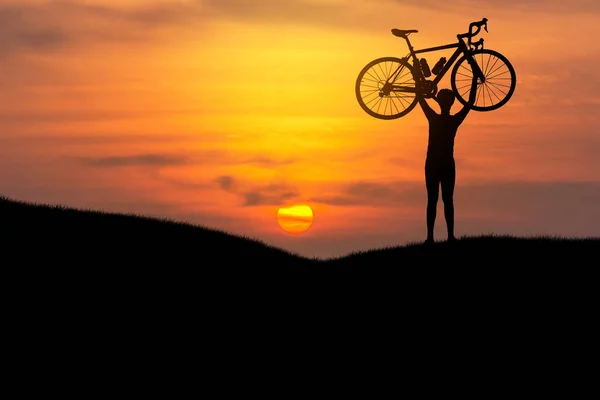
[390,36,485,95]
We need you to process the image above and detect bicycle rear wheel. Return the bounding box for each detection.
[355,57,418,120]
[451,49,516,111]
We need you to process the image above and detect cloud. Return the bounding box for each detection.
[0,1,208,57]
[202,0,361,28]
[390,0,600,14]
[243,182,301,206]
[75,149,276,171]
[0,0,390,58]
[0,133,201,145]
[216,175,235,191]
[240,156,297,168]
[388,156,417,167]
[312,181,422,206]
[311,179,600,231]
[81,154,189,167]
[215,175,301,206]
[0,110,197,124]
[0,6,67,53]
[2,0,596,60]
[243,190,299,206]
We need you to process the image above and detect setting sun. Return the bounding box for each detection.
[277,205,314,234]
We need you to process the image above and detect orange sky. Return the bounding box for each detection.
[2,0,600,258]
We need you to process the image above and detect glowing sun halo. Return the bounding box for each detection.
[277,205,313,234]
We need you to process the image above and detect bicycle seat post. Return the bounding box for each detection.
[405,35,415,55]
[391,29,418,59]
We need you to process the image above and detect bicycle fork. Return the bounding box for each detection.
[466,54,486,83]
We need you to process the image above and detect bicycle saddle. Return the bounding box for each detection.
[392,29,418,38]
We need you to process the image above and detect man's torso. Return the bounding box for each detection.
[426,113,458,163]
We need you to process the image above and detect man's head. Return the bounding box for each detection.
[436,89,455,113]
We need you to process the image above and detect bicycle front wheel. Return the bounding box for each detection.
[355,57,418,120]
[451,49,516,111]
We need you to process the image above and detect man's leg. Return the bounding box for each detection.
[441,161,456,241]
[425,167,440,242]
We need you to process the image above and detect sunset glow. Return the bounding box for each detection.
[2,0,600,258]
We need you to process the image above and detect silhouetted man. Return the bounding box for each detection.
[414,72,479,244]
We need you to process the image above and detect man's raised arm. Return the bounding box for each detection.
[454,73,479,125]
[413,68,436,121]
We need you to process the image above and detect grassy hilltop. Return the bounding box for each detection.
[2,195,599,272]
[1,195,310,271]
[4,195,596,373]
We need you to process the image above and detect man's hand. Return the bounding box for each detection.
[412,65,423,99]
[413,64,436,120]
[411,63,420,81]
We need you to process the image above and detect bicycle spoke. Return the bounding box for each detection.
[485,83,503,103]
[390,67,410,84]
[480,82,486,107]
[362,76,381,85]
[395,76,413,85]
[485,83,496,106]
[487,69,510,80]
[457,82,473,91]
[486,60,504,79]
[376,97,383,114]
[485,80,512,87]
[456,71,473,79]
[397,72,412,84]
[360,93,380,102]
[361,92,380,102]
[391,95,411,109]
[486,80,510,89]
[483,51,492,76]
[460,86,471,99]
[459,62,473,72]
[369,68,383,84]
[365,95,380,107]
[364,90,382,102]
[377,63,387,81]
[365,71,380,83]
[361,88,381,94]
[487,80,508,96]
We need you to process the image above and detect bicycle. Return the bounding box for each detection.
[355,18,516,120]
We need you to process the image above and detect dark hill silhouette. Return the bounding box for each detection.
[4,193,599,334]
[1,195,311,272]
[2,195,599,273]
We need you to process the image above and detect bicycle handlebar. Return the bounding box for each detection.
[458,18,488,49]
[469,18,488,37]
